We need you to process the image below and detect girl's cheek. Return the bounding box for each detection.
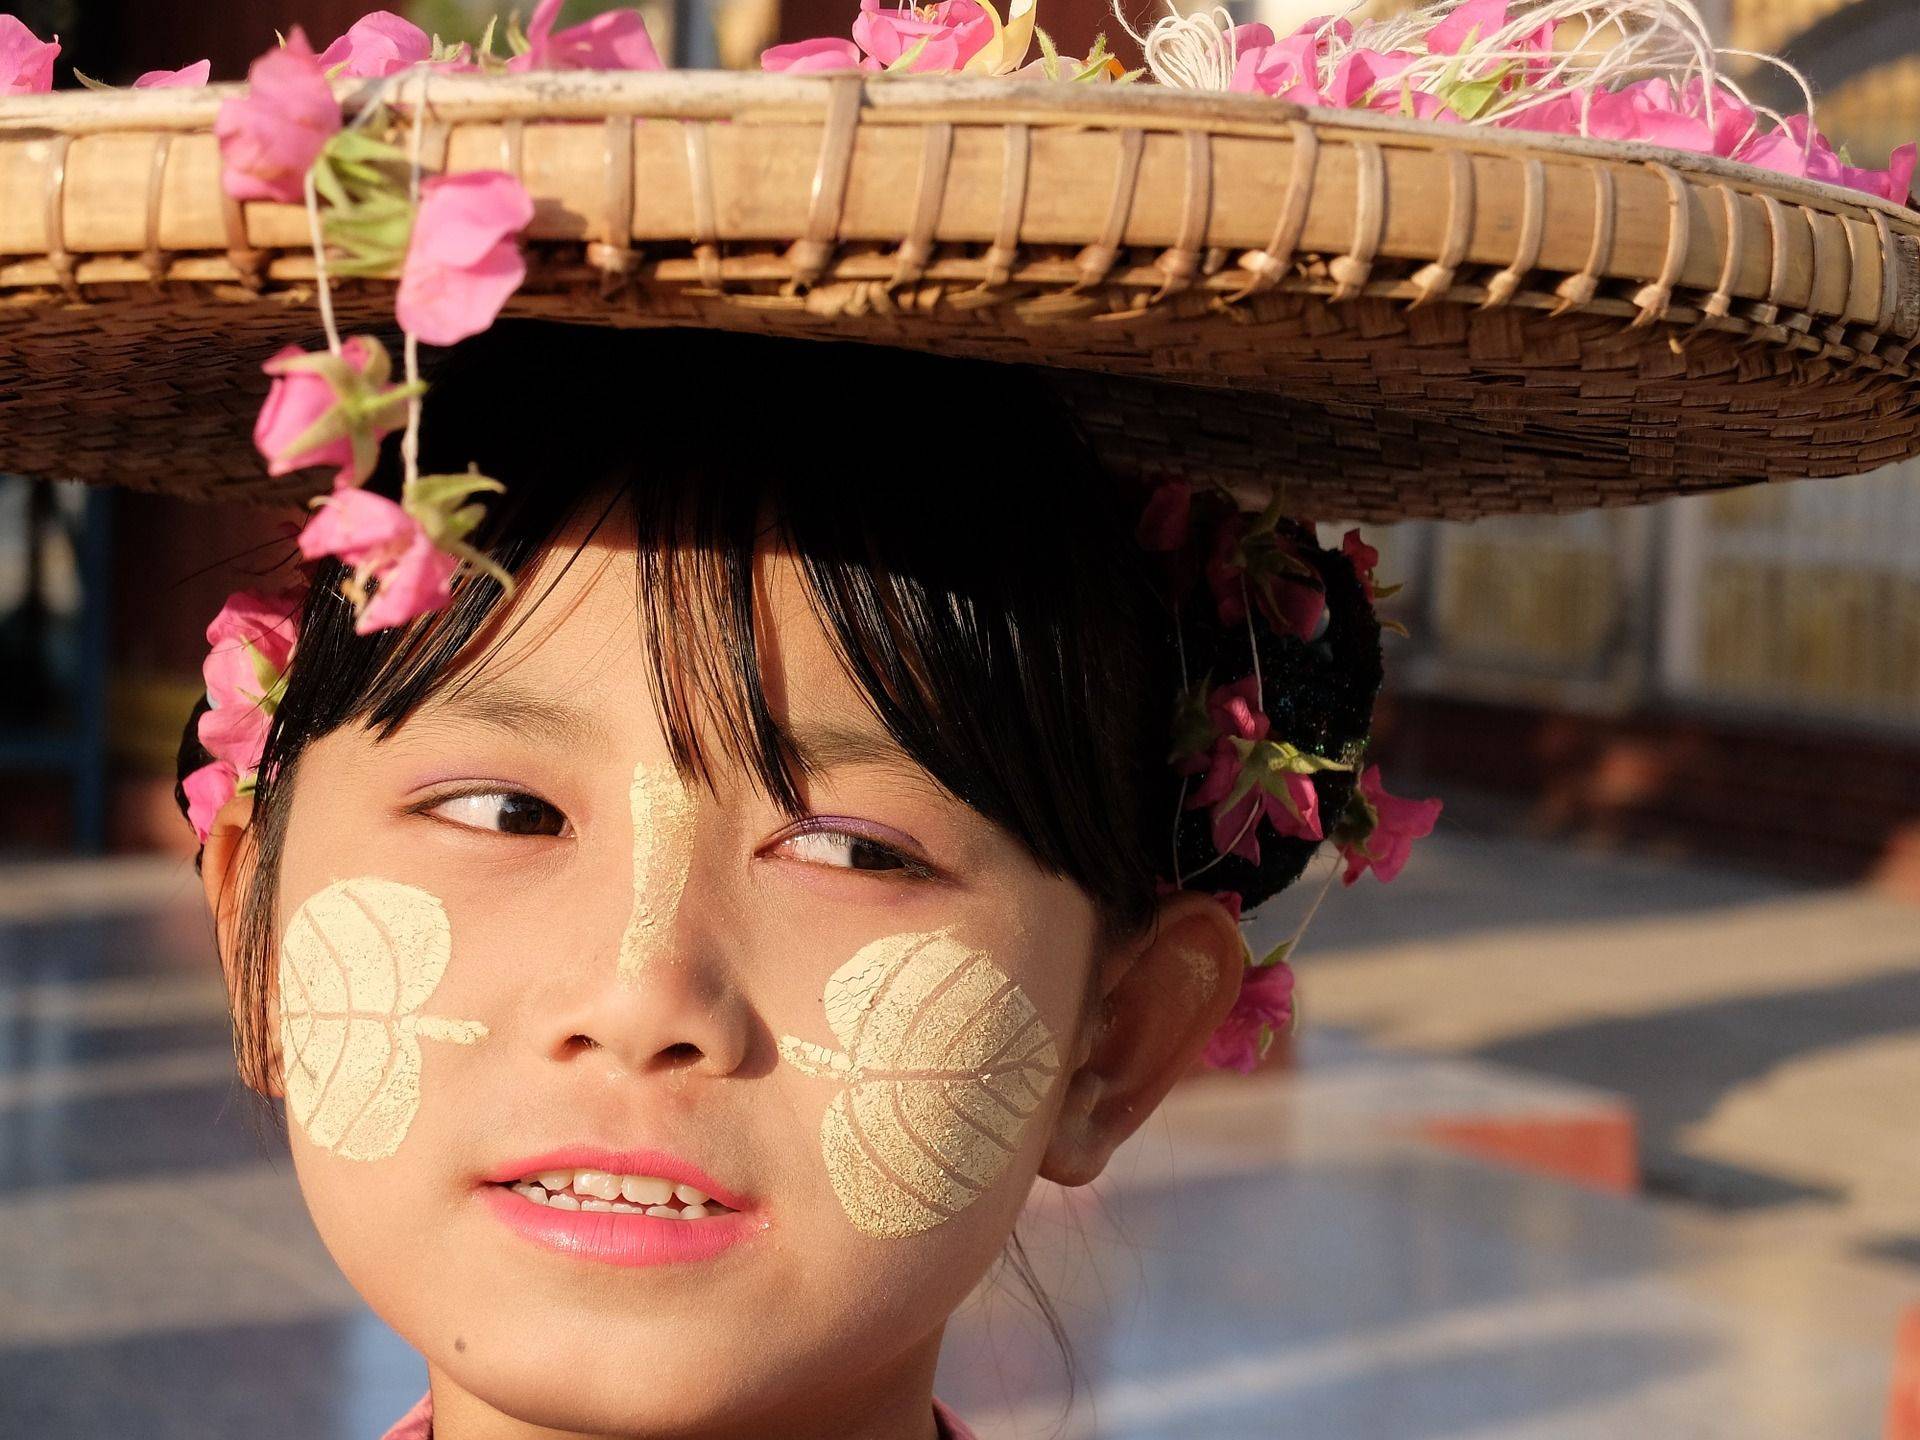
[777,928,1061,1240]
[277,876,489,1163]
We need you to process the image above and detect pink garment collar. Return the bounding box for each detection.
[378,1389,978,1439]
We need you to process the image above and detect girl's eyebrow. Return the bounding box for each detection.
[786,722,968,814]
[786,722,924,779]
[406,681,616,753]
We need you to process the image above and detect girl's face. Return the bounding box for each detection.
[245,519,1131,1435]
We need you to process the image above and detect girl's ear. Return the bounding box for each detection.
[199,792,284,1098]
[1038,892,1245,1188]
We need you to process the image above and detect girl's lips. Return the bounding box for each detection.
[481,1184,766,1267]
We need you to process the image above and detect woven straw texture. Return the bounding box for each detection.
[3,72,1919,522]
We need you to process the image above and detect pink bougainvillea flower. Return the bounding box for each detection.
[1342,527,1381,601]
[1871,143,1919,206]
[317,11,432,77]
[1180,677,1327,863]
[1502,76,1710,151]
[1202,958,1296,1073]
[1324,47,1417,109]
[297,480,418,569]
[1427,0,1504,55]
[1427,0,1554,65]
[254,336,412,487]
[297,483,459,635]
[197,696,274,777]
[396,171,535,347]
[1136,479,1192,552]
[355,529,460,632]
[851,0,994,73]
[132,59,211,88]
[202,587,300,714]
[1601,77,1714,152]
[1228,16,1371,104]
[1337,764,1443,885]
[213,29,342,204]
[1206,511,1253,621]
[760,36,877,73]
[508,0,664,72]
[0,14,57,93]
[182,760,241,844]
[195,586,301,777]
[1267,574,1328,642]
[1739,117,1918,203]
[1206,512,1326,641]
[1726,114,1908,201]
[1230,31,1323,102]
[1732,124,1818,179]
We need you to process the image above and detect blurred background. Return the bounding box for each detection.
[4,1,1920,1437]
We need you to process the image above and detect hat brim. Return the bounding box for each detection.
[3,72,1917,521]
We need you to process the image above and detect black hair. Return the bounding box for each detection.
[185,320,1382,1054]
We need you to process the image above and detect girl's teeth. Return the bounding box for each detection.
[506,1171,735,1217]
[621,1175,672,1205]
[574,1170,623,1201]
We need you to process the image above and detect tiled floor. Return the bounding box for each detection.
[1,837,1913,1438]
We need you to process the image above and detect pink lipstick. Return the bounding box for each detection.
[480,1146,766,1267]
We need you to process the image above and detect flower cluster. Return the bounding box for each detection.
[763,0,1128,81]
[195,6,662,637]
[1148,477,1443,1073]
[181,588,304,842]
[1148,0,1914,206]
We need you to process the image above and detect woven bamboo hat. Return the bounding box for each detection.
[3,66,1919,522]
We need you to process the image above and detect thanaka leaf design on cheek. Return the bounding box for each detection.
[278,877,487,1162]
[616,761,695,984]
[777,930,1061,1238]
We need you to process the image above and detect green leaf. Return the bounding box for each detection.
[311,159,353,211]
[443,537,517,595]
[1034,24,1061,81]
[246,640,283,699]
[1440,59,1514,121]
[326,130,410,167]
[71,68,116,91]
[1330,784,1379,848]
[1255,937,1294,969]
[1445,76,1503,120]
[1168,677,1215,764]
[277,405,355,463]
[884,36,930,72]
[506,10,531,55]
[477,15,499,59]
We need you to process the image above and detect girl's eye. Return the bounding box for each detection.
[781,828,934,879]
[425,790,569,837]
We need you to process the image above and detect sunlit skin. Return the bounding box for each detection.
[200,503,1247,1440]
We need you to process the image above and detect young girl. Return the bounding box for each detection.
[182,322,1393,1439]
[10,2,1888,1433]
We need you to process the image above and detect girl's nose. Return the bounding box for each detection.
[539,762,752,1078]
[542,953,754,1079]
